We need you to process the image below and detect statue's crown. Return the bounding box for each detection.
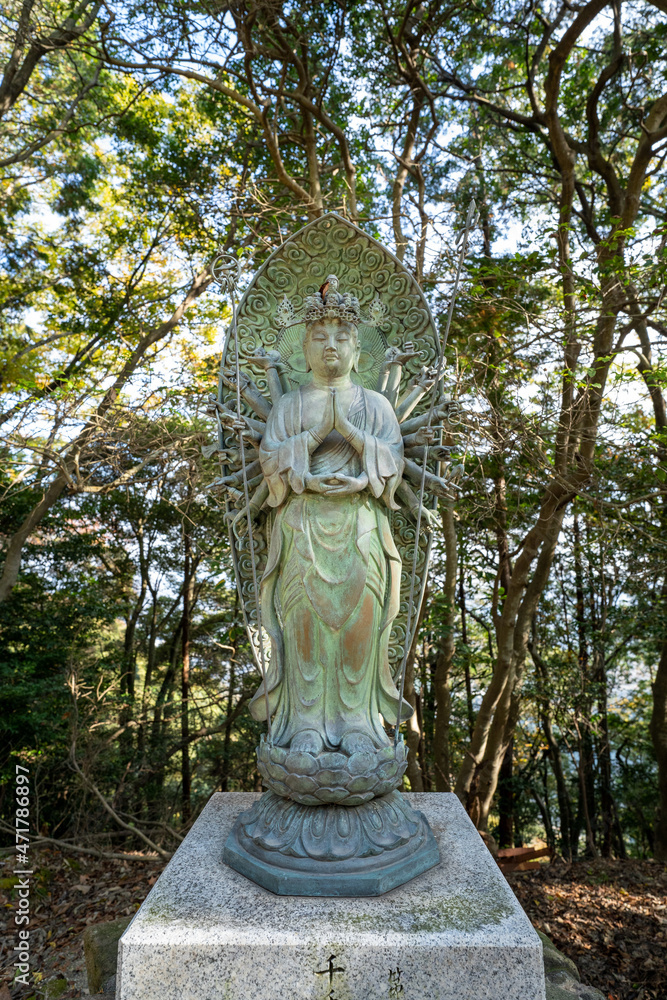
[275,273,386,330]
[303,274,361,324]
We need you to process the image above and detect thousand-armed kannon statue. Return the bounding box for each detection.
[207,213,467,896]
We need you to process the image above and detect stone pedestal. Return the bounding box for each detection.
[116,792,546,1000]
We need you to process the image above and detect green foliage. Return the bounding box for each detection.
[1,0,666,856]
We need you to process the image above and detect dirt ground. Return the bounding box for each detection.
[0,848,162,998]
[1,848,665,999]
[507,857,667,1000]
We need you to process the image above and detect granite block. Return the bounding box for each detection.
[116,792,546,1000]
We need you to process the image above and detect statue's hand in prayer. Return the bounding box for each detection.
[305,472,369,496]
[332,389,364,453]
[307,387,335,450]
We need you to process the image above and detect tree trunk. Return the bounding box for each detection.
[220,612,239,793]
[531,775,555,851]
[456,507,566,829]
[577,720,598,858]
[550,737,574,860]
[403,634,424,793]
[433,502,457,791]
[594,646,615,857]
[457,569,474,740]
[528,629,574,860]
[415,690,429,789]
[573,512,598,855]
[497,737,514,848]
[631,305,667,861]
[585,515,616,858]
[651,637,667,861]
[181,528,193,825]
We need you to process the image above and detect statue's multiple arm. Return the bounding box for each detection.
[220,367,272,419]
[376,343,420,407]
[212,353,464,534]
[244,348,286,405]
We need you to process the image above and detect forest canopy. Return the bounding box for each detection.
[1,0,666,864]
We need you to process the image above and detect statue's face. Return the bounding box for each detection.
[304,318,359,379]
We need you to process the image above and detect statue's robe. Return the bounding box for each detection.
[250,383,412,748]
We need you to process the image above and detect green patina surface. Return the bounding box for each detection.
[138,884,513,935]
[338,891,514,934]
[140,895,178,924]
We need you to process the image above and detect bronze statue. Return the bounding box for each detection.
[210,214,463,895]
[251,278,412,759]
